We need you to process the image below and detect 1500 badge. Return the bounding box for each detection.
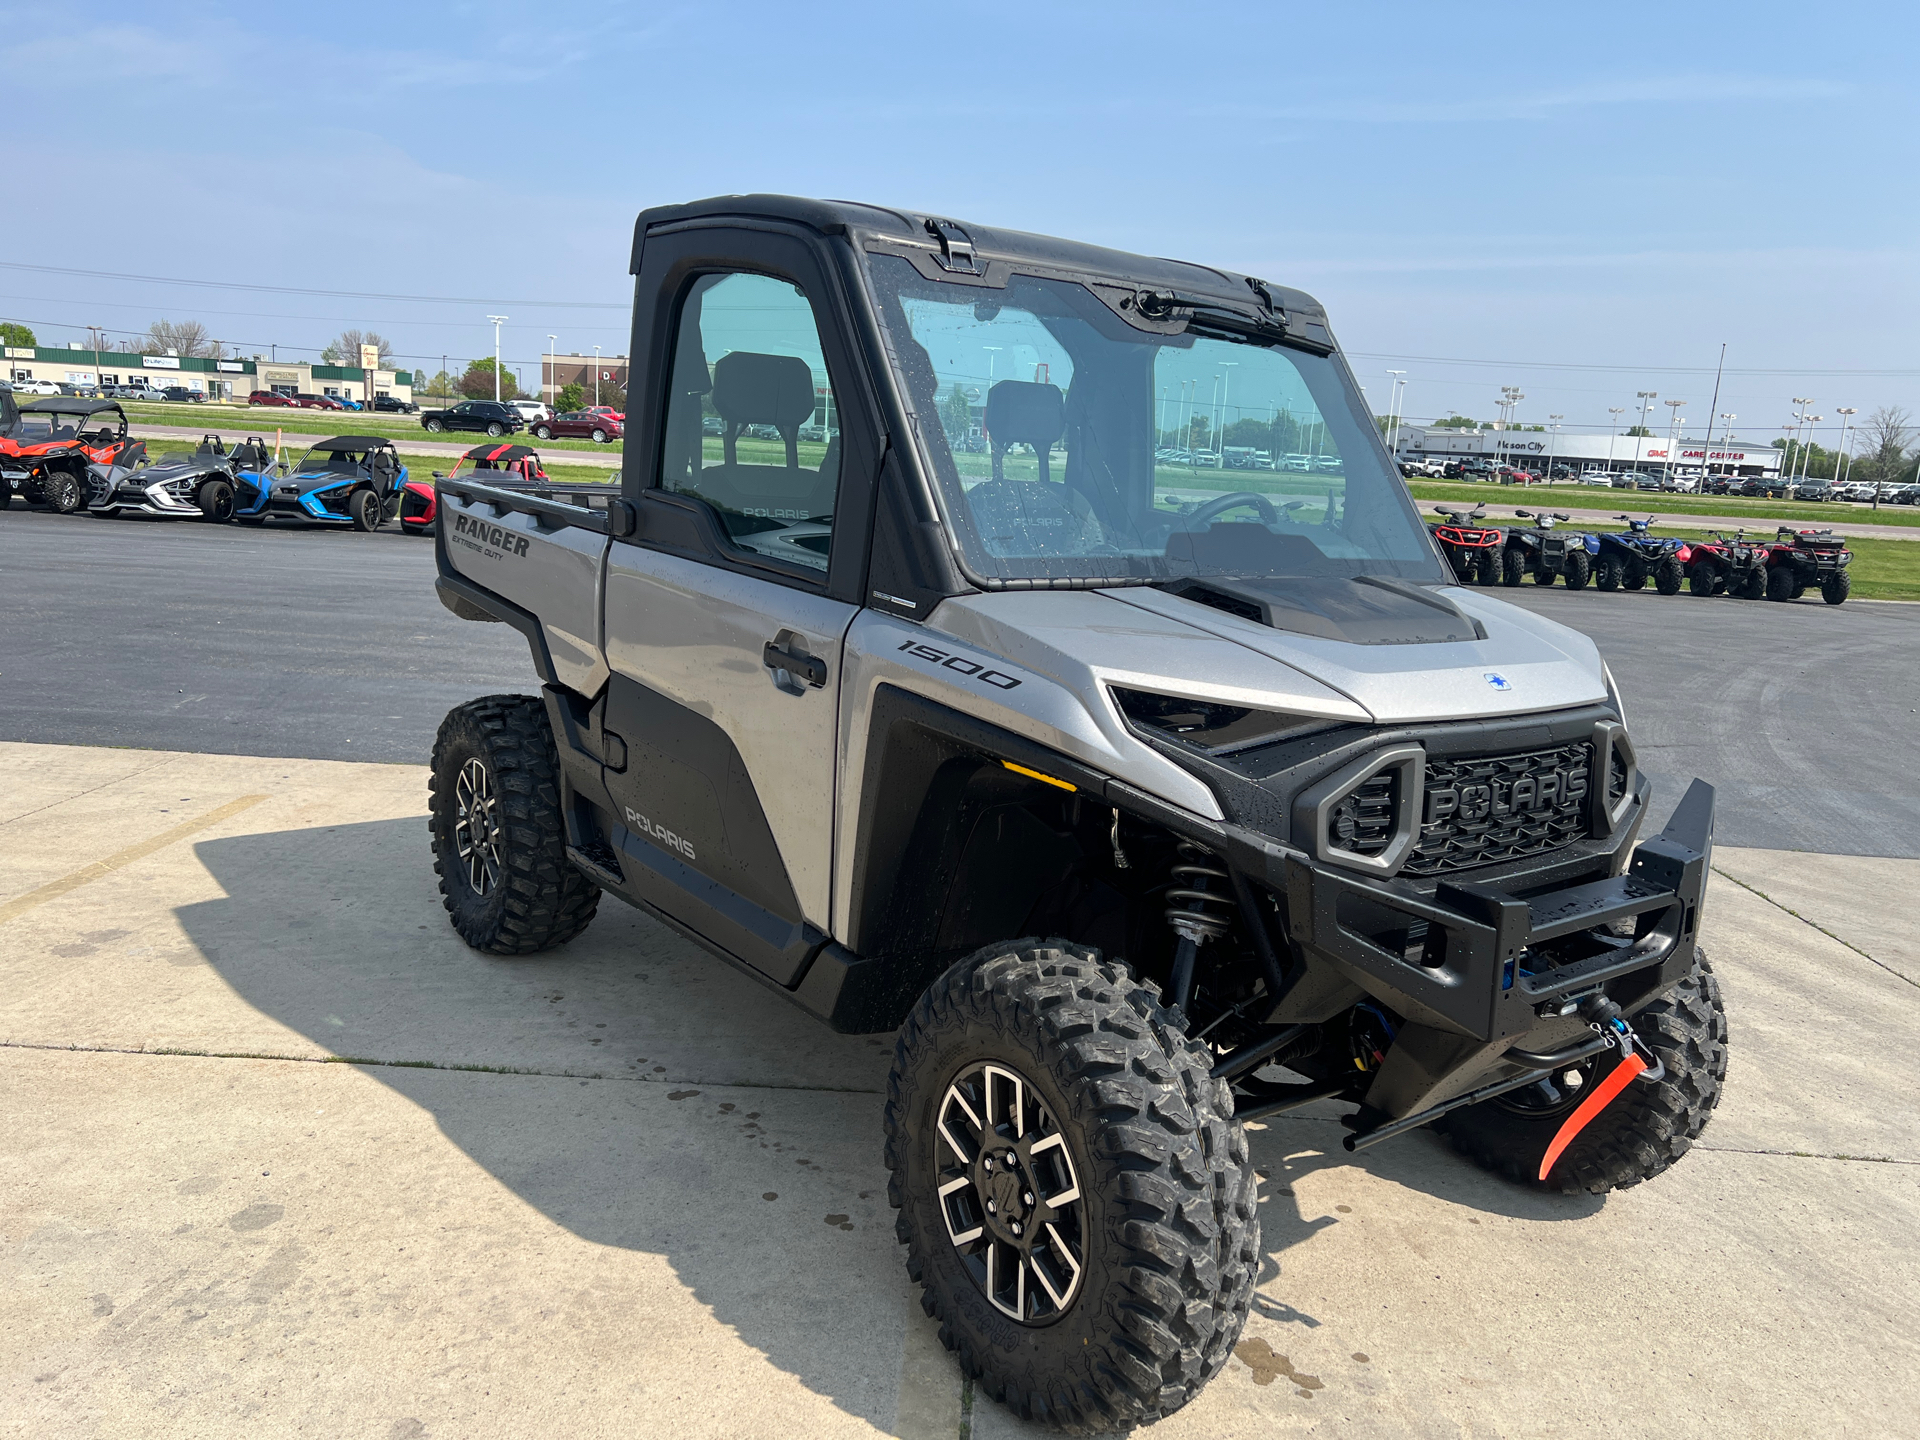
[896,640,1021,690]
[451,511,531,556]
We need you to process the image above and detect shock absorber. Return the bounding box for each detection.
[1164,840,1233,1013]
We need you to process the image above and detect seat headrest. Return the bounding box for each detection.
[986,381,1064,448]
[711,352,815,429]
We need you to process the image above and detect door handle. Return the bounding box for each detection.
[763,638,828,689]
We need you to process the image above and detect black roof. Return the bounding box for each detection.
[463,442,541,462]
[19,398,127,417]
[309,434,396,451]
[629,194,1329,324]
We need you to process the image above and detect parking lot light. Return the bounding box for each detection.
[487,316,509,402]
[1547,414,1563,484]
[1633,391,1657,474]
[1835,407,1858,489]
[1663,400,1686,488]
[1607,407,1625,467]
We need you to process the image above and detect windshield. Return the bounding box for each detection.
[296,447,365,472]
[866,255,1443,586]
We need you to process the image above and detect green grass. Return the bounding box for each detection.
[1407,478,1920,529]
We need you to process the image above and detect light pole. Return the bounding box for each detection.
[1717,413,1736,483]
[1386,370,1406,457]
[1800,416,1823,488]
[1607,407,1625,468]
[1788,397,1812,482]
[1546,414,1563,484]
[486,315,508,402]
[592,345,602,407]
[1835,406,1857,487]
[1219,362,1238,459]
[1632,390,1657,476]
[1663,399,1686,487]
[547,334,557,407]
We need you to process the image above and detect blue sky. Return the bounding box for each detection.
[4,1,1913,448]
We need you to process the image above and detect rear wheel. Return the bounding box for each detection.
[886,941,1257,1435]
[1738,566,1768,600]
[1531,562,1556,586]
[1501,546,1526,586]
[349,487,384,532]
[1688,561,1717,597]
[195,478,235,523]
[485,422,506,437]
[1623,560,1648,591]
[429,695,599,954]
[1654,556,1684,596]
[1439,952,1727,1194]
[1765,564,1795,602]
[591,428,610,444]
[1563,549,1591,590]
[1823,569,1851,605]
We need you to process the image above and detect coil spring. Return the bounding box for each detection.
[1165,840,1233,944]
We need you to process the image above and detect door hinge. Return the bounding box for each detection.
[924,218,980,275]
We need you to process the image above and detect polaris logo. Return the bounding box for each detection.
[624,807,696,861]
[1425,765,1587,825]
[452,511,531,556]
[896,640,1021,690]
[1484,672,1512,691]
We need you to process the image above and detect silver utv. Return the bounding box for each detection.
[424,196,1726,1435]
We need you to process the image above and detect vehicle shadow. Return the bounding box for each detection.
[178,815,1607,1429]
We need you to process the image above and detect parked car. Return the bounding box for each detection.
[1790,479,1834,501]
[1891,483,1920,505]
[419,399,524,437]
[159,386,206,404]
[292,393,345,411]
[8,378,61,396]
[372,395,419,415]
[56,381,101,398]
[506,400,552,425]
[113,383,170,402]
[325,394,364,411]
[531,409,623,443]
[248,390,299,407]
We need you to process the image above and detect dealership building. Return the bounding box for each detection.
[1393,424,1782,478]
[4,344,415,405]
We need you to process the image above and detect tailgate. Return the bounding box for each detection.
[436,478,611,696]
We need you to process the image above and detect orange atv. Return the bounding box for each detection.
[0,399,148,513]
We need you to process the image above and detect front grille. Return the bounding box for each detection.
[1608,747,1629,807]
[1405,742,1593,876]
[1329,771,1397,859]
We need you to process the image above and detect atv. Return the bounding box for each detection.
[86,433,262,522]
[233,434,405,529]
[1428,504,1511,584]
[1683,529,1770,599]
[1506,509,1595,589]
[0,398,147,513]
[1763,527,1852,605]
[422,195,1726,1435]
[1594,514,1687,595]
[401,442,552,537]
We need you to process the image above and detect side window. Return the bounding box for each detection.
[659,271,841,574]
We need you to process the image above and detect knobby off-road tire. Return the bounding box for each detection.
[1501,546,1527,586]
[1595,554,1623,591]
[1822,570,1851,605]
[1439,951,1727,1195]
[1688,561,1718,597]
[1474,548,1499,586]
[1765,564,1796,602]
[1563,549,1591,590]
[1739,566,1769,600]
[1532,562,1556,587]
[886,941,1258,1435]
[1623,560,1648,591]
[43,469,85,514]
[1654,555,1684,596]
[429,695,599,954]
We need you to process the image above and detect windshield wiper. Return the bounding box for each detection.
[1133,288,1334,354]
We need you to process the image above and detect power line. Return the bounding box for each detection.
[1346,350,1920,378]
[0,260,626,311]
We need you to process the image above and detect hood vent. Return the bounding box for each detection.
[1160,575,1486,646]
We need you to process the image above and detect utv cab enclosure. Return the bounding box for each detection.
[428,196,1727,1434]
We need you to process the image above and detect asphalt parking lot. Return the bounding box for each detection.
[3,509,1918,1437]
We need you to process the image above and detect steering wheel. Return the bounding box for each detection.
[1186,491,1278,526]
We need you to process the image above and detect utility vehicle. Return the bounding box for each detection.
[1684,530,1769,599]
[401,442,558,536]
[424,196,1726,1434]
[0,399,146,513]
[1763,527,1852,604]
[232,434,404,529]
[1594,515,1687,595]
[1507,509,1594,588]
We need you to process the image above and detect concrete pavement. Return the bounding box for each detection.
[3,741,1916,1438]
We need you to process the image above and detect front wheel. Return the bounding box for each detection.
[429,695,600,953]
[350,487,384,532]
[1823,569,1851,605]
[1688,561,1718,597]
[1595,554,1623,591]
[886,941,1257,1434]
[1474,547,1499,586]
[1439,952,1727,1194]
[43,470,85,514]
[485,422,506,437]
[590,428,609,444]
[1738,566,1768,600]
[1765,564,1796,602]
[1654,555,1684,596]
[1501,545,1526,586]
[1563,549,1591,590]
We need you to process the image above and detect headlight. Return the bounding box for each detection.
[1111,686,1339,755]
[1602,661,1628,726]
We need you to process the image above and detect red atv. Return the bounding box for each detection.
[0,399,147,513]
[1683,530,1770,599]
[1428,505,1510,584]
[1763,527,1853,605]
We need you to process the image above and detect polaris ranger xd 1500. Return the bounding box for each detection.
[427,196,1726,1434]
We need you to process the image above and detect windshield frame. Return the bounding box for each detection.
[858,251,1447,591]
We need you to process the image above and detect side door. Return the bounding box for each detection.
[598,226,877,986]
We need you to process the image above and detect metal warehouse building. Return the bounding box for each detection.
[1394,424,1781,478]
[4,344,414,405]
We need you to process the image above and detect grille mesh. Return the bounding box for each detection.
[1404,742,1593,876]
[1328,771,1397,858]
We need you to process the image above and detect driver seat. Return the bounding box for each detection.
[986,380,1063,484]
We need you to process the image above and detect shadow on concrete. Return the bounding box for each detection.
[179,815,1607,1427]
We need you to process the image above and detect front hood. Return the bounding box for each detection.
[1098,584,1606,724]
[279,469,359,495]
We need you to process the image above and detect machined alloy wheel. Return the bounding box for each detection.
[533,424,551,440]
[591,428,609,443]
[425,418,445,432]
[486,422,505,437]
[934,1060,1086,1324]
[452,756,502,897]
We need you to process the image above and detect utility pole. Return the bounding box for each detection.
[487,315,509,402]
